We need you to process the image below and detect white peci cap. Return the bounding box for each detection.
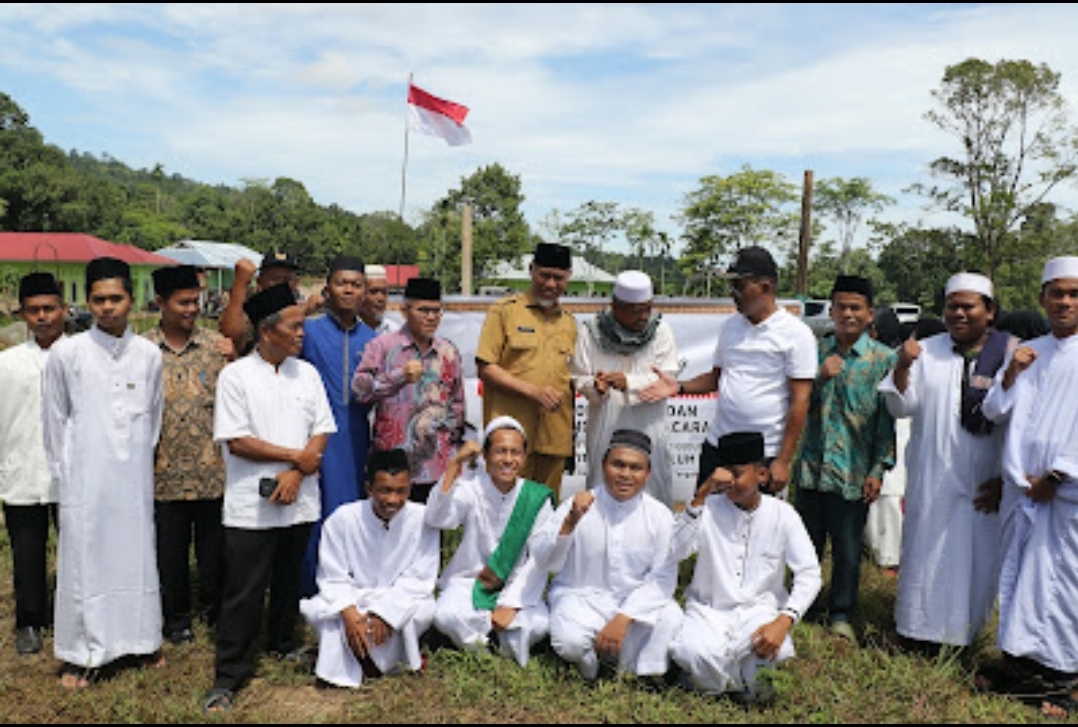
[612,270,653,304]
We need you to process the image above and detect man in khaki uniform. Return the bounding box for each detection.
[475,242,577,501]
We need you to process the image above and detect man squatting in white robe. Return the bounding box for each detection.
[530,428,683,681]
[982,256,1078,693]
[300,447,439,687]
[425,415,555,667]
[668,431,821,700]
[877,272,1013,649]
[43,256,165,675]
[571,269,680,507]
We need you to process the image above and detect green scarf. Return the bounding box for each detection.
[585,308,661,355]
[472,479,555,611]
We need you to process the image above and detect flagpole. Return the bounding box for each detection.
[399,72,412,225]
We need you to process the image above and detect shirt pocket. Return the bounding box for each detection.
[503,328,540,375]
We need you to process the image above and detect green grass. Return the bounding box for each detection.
[0,522,1071,724]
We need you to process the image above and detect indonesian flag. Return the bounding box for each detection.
[407,83,472,146]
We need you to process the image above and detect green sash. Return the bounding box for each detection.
[472,479,555,611]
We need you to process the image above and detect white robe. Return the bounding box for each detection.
[424,467,554,666]
[864,417,910,569]
[299,499,439,687]
[0,337,60,505]
[878,332,1003,646]
[571,318,680,507]
[667,494,821,696]
[42,325,164,667]
[982,332,1078,673]
[531,486,682,680]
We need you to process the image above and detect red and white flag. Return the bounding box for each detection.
[407,83,472,146]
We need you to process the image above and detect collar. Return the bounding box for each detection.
[325,308,361,332]
[89,323,132,359]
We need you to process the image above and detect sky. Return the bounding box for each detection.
[2,3,1078,255]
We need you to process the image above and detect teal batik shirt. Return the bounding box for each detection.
[792,332,897,501]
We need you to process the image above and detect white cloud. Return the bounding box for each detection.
[2,3,1078,252]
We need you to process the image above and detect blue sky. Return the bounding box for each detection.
[2,3,1077,255]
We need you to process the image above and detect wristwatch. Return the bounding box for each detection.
[1046,470,1066,487]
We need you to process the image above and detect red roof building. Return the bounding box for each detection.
[0,232,177,309]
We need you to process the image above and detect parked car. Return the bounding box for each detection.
[802,299,834,337]
[890,302,922,325]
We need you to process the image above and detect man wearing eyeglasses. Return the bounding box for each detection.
[352,277,466,504]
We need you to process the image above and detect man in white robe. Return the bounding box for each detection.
[42,257,164,688]
[572,270,680,507]
[531,428,683,683]
[668,431,821,703]
[425,416,555,667]
[300,448,439,688]
[981,256,1078,717]
[877,272,1015,650]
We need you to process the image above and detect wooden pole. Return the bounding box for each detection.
[461,202,473,295]
[796,169,813,296]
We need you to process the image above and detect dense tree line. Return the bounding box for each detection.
[3,57,1078,311]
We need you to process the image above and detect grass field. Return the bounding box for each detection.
[0,523,1072,725]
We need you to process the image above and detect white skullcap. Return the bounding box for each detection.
[945,272,994,299]
[365,264,387,280]
[1042,256,1078,285]
[613,270,653,304]
[483,415,526,446]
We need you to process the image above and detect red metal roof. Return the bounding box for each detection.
[385,264,420,287]
[0,232,177,265]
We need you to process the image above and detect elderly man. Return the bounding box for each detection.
[980,256,1078,718]
[878,271,1016,654]
[572,270,679,507]
[476,242,577,501]
[358,264,398,335]
[353,276,466,504]
[204,282,336,713]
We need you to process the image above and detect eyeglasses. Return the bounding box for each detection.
[413,307,443,317]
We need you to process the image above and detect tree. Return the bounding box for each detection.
[676,164,799,296]
[913,57,1078,278]
[425,163,531,292]
[559,201,623,292]
[813,176,894,273]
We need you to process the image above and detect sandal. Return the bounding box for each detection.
[201,687,234,714]
[58,662,102,690]
[1040,691,1078,720]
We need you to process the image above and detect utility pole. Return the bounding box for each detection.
[461,202,473,295]
[796,170,813,296]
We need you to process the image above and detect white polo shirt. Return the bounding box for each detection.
[214,351,337,529]
[705,308,817,457]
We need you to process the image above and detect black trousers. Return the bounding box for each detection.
[212,522,312,692]
[154,498,224,634]
[2,502,57,630]
[795,487,868,623]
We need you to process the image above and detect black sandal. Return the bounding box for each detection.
[1039,691,1078,720]
[201,687,234,714]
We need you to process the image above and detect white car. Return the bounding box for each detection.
[890,303,921,325]
[802,299,834,337]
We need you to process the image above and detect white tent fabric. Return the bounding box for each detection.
[155,239,263,270]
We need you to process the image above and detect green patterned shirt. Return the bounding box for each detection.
[792,332,897,501]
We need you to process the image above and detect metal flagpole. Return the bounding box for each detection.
[399,72,412,224]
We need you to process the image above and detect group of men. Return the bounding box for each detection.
[2,240,1077,717]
